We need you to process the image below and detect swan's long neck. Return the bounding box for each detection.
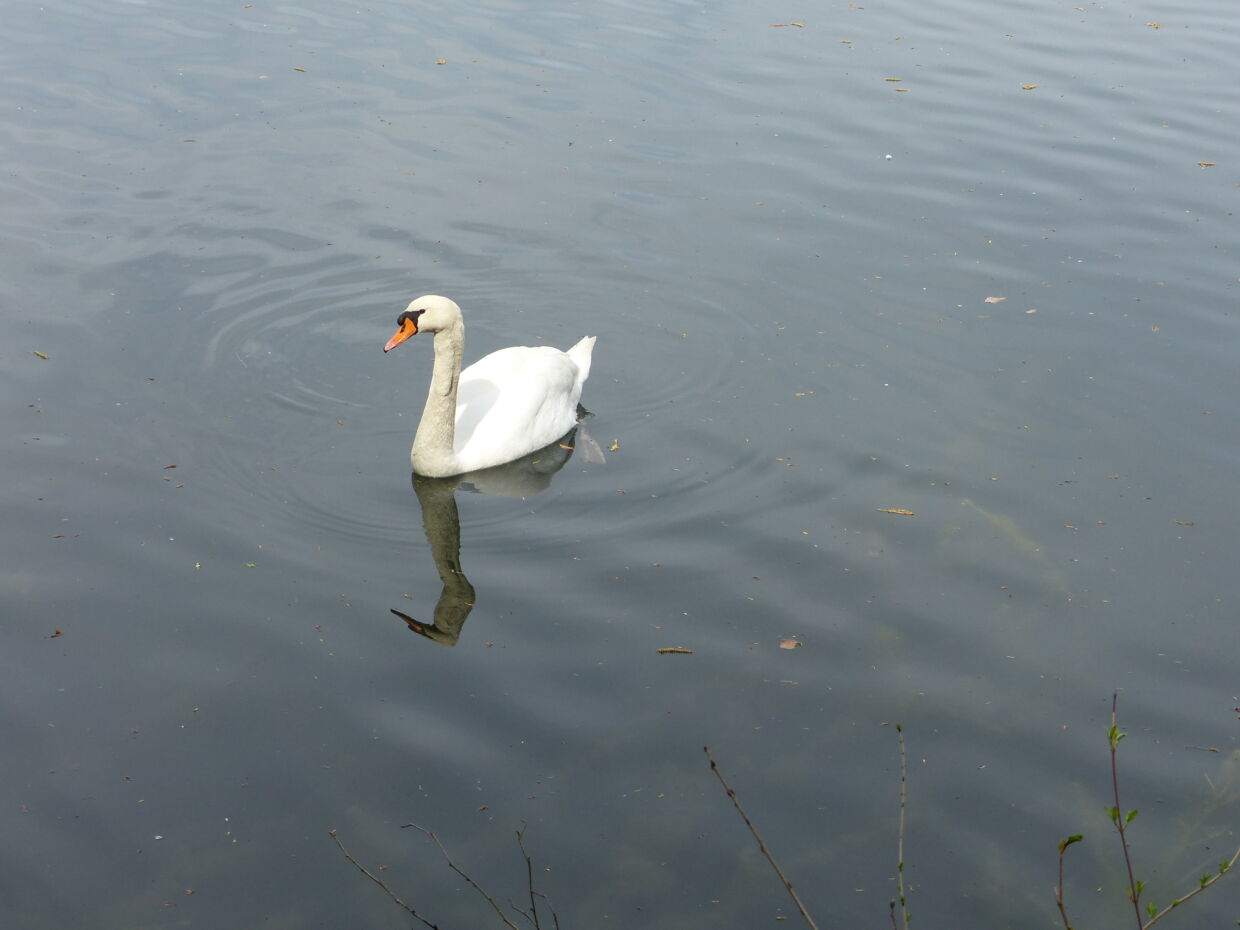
[412,319,463,475]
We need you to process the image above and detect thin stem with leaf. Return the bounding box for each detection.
[1057,692,1240,930]
[1107,691,1146,930]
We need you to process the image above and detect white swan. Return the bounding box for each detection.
[384,295,596,477]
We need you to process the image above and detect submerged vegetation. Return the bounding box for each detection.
[337,694,1237,928]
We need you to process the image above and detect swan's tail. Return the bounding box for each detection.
[567,335,597,385]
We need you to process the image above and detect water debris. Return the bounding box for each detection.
[984,296,1007,303]
[49,629,63,638]
[657,647,693,655]
[779,638,802,650]
[884,77,902,82]
[293,67,307,72]
[1021,83,1038,90]
[32,350,48,359]
[877,508,915,516]
[770,22,805,28]
[609,439,620,452]
[1174,520,1195,526]
[1198,161,1216,167]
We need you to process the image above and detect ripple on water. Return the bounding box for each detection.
[167,249,692,552]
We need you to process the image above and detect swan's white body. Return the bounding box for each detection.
[385,295,595,478]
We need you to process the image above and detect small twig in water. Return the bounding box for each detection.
[402,822,522,930]
[516,822,541,929]
[705,746,821,930]
[514,822,561,930]
[893,723,911,930]
[330,829,439,929]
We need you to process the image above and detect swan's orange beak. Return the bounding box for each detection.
[384,317,418,353]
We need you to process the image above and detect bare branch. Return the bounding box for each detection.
[893,723,911,930]
[330,829,440,929]
[704,746,822,930]
[402,823,522,930]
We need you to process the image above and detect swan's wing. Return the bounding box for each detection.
[452,346,587,469]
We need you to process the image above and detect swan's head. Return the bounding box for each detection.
[383,295,462,353]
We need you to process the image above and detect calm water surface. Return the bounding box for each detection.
[3,0,1239,926]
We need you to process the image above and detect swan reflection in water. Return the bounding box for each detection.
[390,426,600,646]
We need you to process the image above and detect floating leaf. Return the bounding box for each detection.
[984,296,1007,303]
[293,67,306,72]
[877,507,915,516]
[657,647,693,655]
[1021,83,1038,90]
[1198,161,1216,167]
[779,638,802,650]
[32,350,48,359]
[49,629,63,639]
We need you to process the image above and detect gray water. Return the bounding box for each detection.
[3,1,1239,927]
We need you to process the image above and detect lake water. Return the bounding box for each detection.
[3,0,1239,927]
